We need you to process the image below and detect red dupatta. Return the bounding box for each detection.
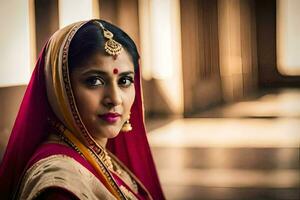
[0,20,164,200]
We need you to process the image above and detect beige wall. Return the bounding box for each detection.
[256,0,300,87]
[180,0,222,115]
[0,86,26,159]
[0,0,32,87]
[218,0,258,101]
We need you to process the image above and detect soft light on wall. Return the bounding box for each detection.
[277,0,300,75]
[59,0,99,28]
[0,0,31,87]
[150,0,174,79]
[139,0,183,114]
[218,0,243,101]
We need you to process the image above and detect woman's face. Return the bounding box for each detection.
[70,50,135,142]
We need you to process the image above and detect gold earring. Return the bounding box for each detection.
[121,114,132,132]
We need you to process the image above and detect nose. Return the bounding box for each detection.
[102,83,122,108]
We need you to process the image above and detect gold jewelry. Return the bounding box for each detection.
[94,21,123,56]
[121,114,132,132]
[120,186,138,200]
[100,150,114,171]
[48,119,114,170]
[48,119,127,199]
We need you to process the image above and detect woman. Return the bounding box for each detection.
[0,19,165,200]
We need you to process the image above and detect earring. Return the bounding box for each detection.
[121,114,132,132]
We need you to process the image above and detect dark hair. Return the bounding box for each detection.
[68,20,139,72]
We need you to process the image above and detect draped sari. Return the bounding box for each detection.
[0,20,165,200]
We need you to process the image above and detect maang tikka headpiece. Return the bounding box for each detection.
[94,21,123,56]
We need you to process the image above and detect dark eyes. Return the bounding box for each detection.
[84,76,134,88]
[85,77,104,87]
[118,76,134,88]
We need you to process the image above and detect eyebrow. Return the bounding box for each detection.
[81,69,134,77]
[119,71,135,76]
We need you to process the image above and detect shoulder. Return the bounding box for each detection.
[18,154,116,200]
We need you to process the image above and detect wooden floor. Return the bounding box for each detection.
[146,89,300,200]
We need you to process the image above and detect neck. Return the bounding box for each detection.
[95,137,108,148]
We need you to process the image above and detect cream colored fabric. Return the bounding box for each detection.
[44,21,85,137]
[44,20,100,150]
[18,155,116,200]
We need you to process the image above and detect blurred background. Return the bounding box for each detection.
[0,0,299,199]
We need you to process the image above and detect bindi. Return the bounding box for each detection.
[113,68,119,74]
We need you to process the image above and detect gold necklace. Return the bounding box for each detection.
[48,119,141,200]
[57,131,129,200]
[49,119,114,171]
[57,130,114,171]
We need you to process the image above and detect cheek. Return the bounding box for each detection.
[73,87,100,117]
[70,75,99,122]
[125,87,136,111]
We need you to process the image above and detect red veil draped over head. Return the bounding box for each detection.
[0,20,164,200]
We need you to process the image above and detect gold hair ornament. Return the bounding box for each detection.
[95,21,123,56]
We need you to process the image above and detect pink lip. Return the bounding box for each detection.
[98,113,121,123]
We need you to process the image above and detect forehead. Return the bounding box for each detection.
[75,50,134,72]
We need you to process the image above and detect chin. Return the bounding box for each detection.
[106,132,120,139]
[100,127,121,139]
